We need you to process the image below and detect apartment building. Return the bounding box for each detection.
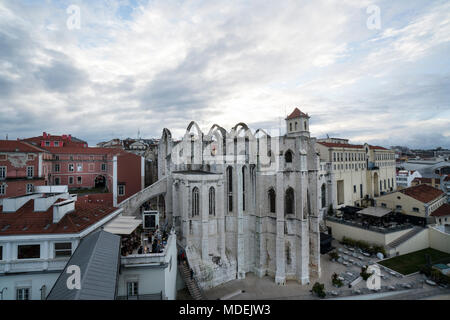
[316,138,396,210]
[0,141,52,201]
[0,186,122,300]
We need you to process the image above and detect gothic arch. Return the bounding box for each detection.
[285,187,295,215]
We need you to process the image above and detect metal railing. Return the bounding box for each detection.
[326,216,414,234]
[116,292,163,300]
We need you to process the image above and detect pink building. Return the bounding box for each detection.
[42,146,145,206]
[0,140,51,200]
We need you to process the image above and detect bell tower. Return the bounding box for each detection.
[285,107,310,138]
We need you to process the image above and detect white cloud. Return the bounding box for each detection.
[0,0,449,148]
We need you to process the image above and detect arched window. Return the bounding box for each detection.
[285,150,293,163]
[242,166,247,211]
[286,243,291,265]
[321,184,326,208]
[192,187,199,217]
[227,166,233,212]
[304,121,307,130]
[268,188,276,213]
[209,187,215,216]
[289,123,292,131]
[285,187,295,215]
[295,122,298,130]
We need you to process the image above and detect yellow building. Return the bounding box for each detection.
[316,138,396,208]
[375,184,447,225]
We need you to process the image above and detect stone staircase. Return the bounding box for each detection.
[387,226,425,249]
[178,261,204,300]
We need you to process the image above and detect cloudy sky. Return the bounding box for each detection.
[0,0,449,148]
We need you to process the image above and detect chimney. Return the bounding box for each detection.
[53,199,75,223]
[43,132,47,138]
[68,134,72,141]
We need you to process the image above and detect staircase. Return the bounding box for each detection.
[178,261,204,300]
[177,243,205,300]
[387,226,425,249]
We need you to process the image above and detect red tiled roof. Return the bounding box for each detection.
[317,142,364,149]
[0,199,118,236]
[399,184,444,203]
[286,107,309,120]
[0,140,48,153]
[42,147,124,155]
[412,177,433,184]
[79,193,114,206]
[430,203,450,217]
[369,145,389,150]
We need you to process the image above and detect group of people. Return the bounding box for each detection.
[121,232,141,256]
[135,227,168,254]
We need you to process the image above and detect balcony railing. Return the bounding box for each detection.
[116,292,163,300]
[326,215,414,234]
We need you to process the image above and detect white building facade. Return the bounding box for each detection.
[158,108,321,289]
[316,138,397,210]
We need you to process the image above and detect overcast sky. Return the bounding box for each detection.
[0,0,449,148]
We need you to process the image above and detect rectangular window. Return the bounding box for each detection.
[54,243,72,258]
[69,176,74,185]
[45,141,50,146]
[0,154,7,161]
[381,203,387,208]
[360,184,363,198]
[118,185,125,196]
[27,154,34,160]
[396,205,402,210]
[77,163,83,172]
[88,163,94,172]
[101,163,107,171]
[127,282,138,296]
[16,288,30,300]
[54,155,59,160]
[54,141,59,147]
[0,184,5,195]
[413,207,419,213]
[27,166,34,178]
[54,177,60,185]
[353,185,356,193]
[0,166,5,179]
[0,246,3,260]
[54,164,60,173]
[68,163,74,172]
[26,184,33,194]
[18,244,40,259]
[77,176,82,184]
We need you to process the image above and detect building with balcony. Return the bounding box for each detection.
[396,170,421,189]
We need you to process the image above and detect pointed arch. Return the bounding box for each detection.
[285,187,295,215]
[268,188,276,213]
[186,121,203,137]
